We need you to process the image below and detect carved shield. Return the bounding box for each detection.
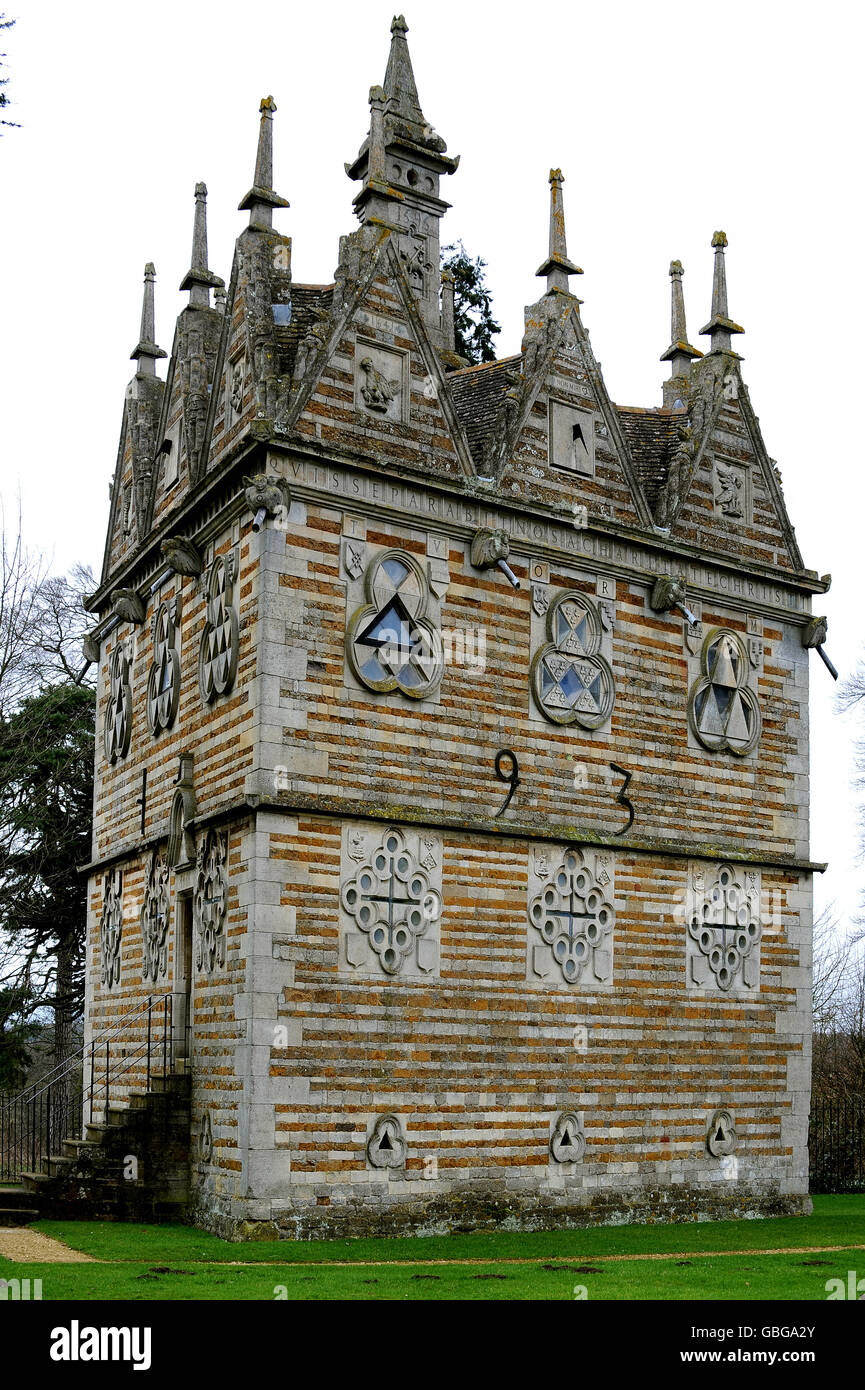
[684,620,704,655]
[532,583,550,617]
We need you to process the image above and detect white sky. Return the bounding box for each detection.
[1,0,862,933]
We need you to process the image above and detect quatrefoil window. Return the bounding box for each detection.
[529,849,614,986]
[341,826,440,976]
[346,549,443,699]
[141,850,170,982]
[530,590,615,728]
[146,603,180,734]
[194,829,228,973]
[100,869,123,989]
[689,863,761,991]
[688,627,761,756]
[199,555,239,703]
[104,643,132,763]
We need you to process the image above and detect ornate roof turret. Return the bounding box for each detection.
[536,169,582,296]
[180,183,225,308]
[699,230,744,355]
[345,15,458,344]
[130,263,167,375]
[238,96,290,231]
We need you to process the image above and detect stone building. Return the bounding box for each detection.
[79,15,828,1237]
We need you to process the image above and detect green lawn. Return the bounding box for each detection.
[1,1195,862,1300]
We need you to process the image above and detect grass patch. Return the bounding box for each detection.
[33,1194,865,1267]
[0,1249,858,1301]
[3,1195,859,1300]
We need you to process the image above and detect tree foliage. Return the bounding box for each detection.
[441,241,501,365]
[0,985,40,1093]
[812,905,865,1101]
[0,509,95,1080]
[0,682,95,1059]
[0,14,18,133]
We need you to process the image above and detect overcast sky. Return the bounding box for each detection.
[1,0,862,934]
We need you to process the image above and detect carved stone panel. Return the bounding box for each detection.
[550,1111,586,1163]
[141,850,170,983]
[104,642,132,764]
[713,458,750,524]
[198,552,239,703]
[339,823,442,979]
[549,400,596,477]
[688,627,761,756]
[226,354,246,427]
[527,847,615,988]
[687,862,761,992]
[707,1108,738,1157]
[345,548,444,701]
[99,869,123,989]
[199,1108,214,1164]
[194,829,228,974]
[146,600,181,735]
[366,1113,406,1169]
[354,339,408,424]
[530,586,615,729]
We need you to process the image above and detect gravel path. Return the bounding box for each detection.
[0,1229,98,1263]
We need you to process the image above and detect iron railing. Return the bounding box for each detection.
[809,1096,865,1193]
[0,994,184,1182]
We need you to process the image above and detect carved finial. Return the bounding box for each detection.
[699,230,744,354]
[238,96,290,230]
[660,258,702,377]
[130,263,167,374]
[391,13,408,33]
[536,168,582,295]
[180,182,225,308]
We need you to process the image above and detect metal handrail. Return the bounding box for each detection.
[0,994,167,1115]
[0,994,178,1182]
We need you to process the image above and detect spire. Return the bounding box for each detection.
[180,183,225,308]
[699,231,744,354]
[345,16,458,344]
[660,260,702,376]
[536,169,582,295]
[238,96,290,231]
[130,263,167,375]
[383,14,425,136]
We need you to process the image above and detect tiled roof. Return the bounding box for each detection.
[616,406,686,508]
[447,355,522,467]
[274,284,334,375]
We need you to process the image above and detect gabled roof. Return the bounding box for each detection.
[616,405,686,511]
[447,356,522,468]
[272,283,334,376]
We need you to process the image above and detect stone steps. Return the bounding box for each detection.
[0,1186,41,1226]
[10,1072,191,1222]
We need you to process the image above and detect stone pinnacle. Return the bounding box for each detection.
[660,259,702,375]
[536,168,582,295]
[238,96,290,230]
[130,263,167,373]
[699,230,744,354]
[180,183,225,307]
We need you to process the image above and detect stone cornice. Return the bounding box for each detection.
[80,792,827,879]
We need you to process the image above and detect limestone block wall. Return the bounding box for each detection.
[249,457,811,863]
[192,812,811,1238]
